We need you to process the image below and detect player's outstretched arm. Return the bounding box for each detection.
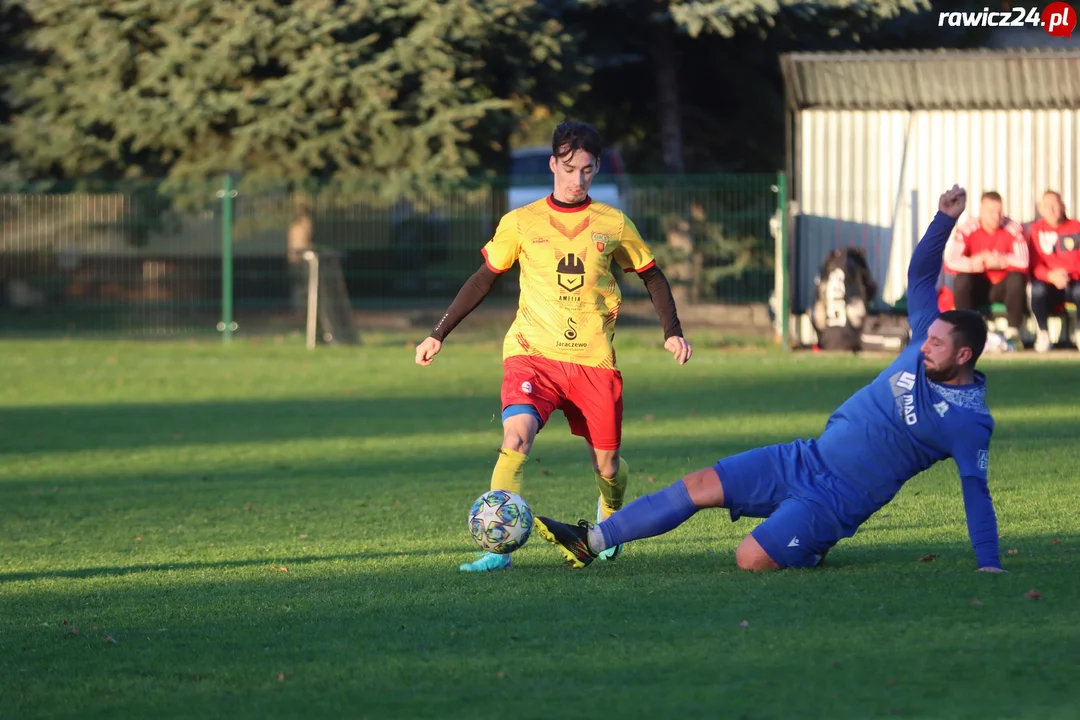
[638,265,692,364]
[414,264,499,366]
[908,185,966,337]
[952,425,1002,571]
[961,473,1003,572]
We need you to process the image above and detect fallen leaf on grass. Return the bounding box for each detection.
[104,635,117,644]
[1007,548,1019,555]
[1026,589,1042,600]
[278,673,285,682]
[299,534,308,539]
[647,476,655,483]
[918,554,937,562]
[739,620,750,628]
[643,413,655,422]
[62,620,68,625]
[135,536,143,542]
[394,499,402,506]
[496,672,505,679]
[65,629,79,637]
[245,503,254,511]
[970,598,983,606]
[278,567,288,573]
[1051,538,1063,545]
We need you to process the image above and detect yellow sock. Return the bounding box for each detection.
[490,448,527,495]
[596,458,629,519]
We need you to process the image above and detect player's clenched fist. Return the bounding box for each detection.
[939,184,967,218]
[665,336,692,365]
[415,337,442,366]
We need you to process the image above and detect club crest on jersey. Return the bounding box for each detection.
[592,232,609,253]
[934,401,949,417]
[1061,234,1078,252]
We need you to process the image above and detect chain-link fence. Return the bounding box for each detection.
[0,174,785,339]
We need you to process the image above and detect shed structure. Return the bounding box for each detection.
[779,48,1080,340]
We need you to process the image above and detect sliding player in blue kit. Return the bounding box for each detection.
[535,185,1005,573]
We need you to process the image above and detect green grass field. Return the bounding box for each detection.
[2,331,1079,719]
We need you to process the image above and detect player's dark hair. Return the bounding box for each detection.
[938,309,987,367]
[981,190,1002,204]
[552,121,602,162]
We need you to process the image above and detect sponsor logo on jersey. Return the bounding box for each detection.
[890,371,919,425]
[556,252,586,292]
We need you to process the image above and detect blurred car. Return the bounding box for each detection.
[508,146,630,211]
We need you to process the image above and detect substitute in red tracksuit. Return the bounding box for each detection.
[1026,190,1080,352]
[942,191,1029,342]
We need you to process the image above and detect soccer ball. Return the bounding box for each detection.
[468,490,533,554]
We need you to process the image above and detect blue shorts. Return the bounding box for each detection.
[714,439,849,569]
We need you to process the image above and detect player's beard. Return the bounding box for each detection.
[924,357,959,383]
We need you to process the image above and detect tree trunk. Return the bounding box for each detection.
[653,23,685,174]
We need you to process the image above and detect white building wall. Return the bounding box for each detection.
[794,109,1080,312]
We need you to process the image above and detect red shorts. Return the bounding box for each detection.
[500,355,623,451]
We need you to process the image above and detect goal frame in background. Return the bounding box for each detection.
[303,249,361,349]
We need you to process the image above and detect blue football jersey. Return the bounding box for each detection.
[815,343,993,527]
[810,210,995,534]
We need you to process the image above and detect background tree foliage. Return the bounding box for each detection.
[550,0,999,174]
[0,0,1008,186]
[2,0,575,193]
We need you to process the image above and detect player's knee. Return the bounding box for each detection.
[501,414,539,453]
[501,430,532,454]
[735,536,780,572]
[682,467,724,508]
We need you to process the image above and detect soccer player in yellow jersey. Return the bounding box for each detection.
[414,121,692,572]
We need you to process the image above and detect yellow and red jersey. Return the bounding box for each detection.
[482,196,655,369]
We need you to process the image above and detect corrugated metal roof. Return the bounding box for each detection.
[781,49,1080,111]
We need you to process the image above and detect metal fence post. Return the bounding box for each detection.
[217,175,237,343]
[776,172,790,350]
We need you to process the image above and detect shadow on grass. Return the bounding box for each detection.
[2,362,1077,457]
[1,536,1078,719]
[0,549,457,583]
